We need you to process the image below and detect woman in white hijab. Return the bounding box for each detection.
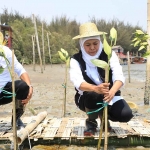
[70,22,133,136]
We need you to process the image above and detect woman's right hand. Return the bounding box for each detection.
[94,83,110,94]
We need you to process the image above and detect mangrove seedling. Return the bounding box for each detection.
[58,48,70,117]
[91,27,117,150]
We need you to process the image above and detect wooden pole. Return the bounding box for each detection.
[0,14,1,31]
[97,108,105,150]
[12,49,18,150]
[127,51,131,83]
[144,0,150,105]
[47,32,52,67]
[97,66,109,150]
[104,68,109,150]
[32,14,43,73]
[32,35,36,71]
[63,64,67,117]
[42,22,45,70]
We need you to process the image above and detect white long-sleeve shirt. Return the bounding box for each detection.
[69,51,125,105]
[0,46,26,93]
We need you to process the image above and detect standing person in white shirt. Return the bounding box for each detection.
[0,45,33,129]
[69,22,133,136]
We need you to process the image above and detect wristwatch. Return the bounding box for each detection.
[29,85,33,88]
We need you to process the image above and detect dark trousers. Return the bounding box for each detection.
[0,80,29,105]
[75,91,133,122]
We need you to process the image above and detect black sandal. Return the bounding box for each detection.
[84,119,97,136]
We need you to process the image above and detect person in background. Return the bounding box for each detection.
[69,22,133,136]
[0,44,33,129]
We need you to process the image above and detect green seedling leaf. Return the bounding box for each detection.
[103,38,112,59]
[138,45,145,51]
[134,40,140,47]
[0,47,10,64]
[58,51,66,62]
[135,30,144,34]
[132,38,138,42]
[91,59,109,69]
[0,47,4,55]
[143,50,150,57]
[0,67,4,74]
[110,27,117,45]
[61,48,68,57]
[145,35,150,39]
[141,42,148,46]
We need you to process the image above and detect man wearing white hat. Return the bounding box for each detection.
[69,22,133,136]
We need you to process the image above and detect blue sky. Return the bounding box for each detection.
[0,0,147,30]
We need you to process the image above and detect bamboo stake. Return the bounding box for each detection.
[97,67,109,150]
[104,68,109,150]
[12,49,18,150]
[47,32,52,67]
[0,14,1,31]
[32,35,36,71]
[63,63,67,117]
[127,51,131,83]
[97,108,105,150]
[32,14,43,73]
[144,0,150,105]
[42,22,45,70]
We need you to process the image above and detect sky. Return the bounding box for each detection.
[0,0,147,30]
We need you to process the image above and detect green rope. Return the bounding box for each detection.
[0,89,16,99]
[87,102,108,115]
[62,83,66,88]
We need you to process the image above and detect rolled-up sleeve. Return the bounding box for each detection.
[110,51,125,84]
[14,55,26,77]
[6,47,26,77]
[69,58,85,89]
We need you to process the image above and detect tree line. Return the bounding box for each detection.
[0,8,145,64]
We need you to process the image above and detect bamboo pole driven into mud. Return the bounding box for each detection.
[47,32,52,67]
[127,51,131,83]
[97,67,109,150]
[104,68,109,150]
[97,109,105,150]
[32,14,43,73]
[63,64,68,117]
[42,22,45,70]
[144,0,150,105]
[32,35,36,71]
[12,49,18,150]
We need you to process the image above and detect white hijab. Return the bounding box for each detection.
[79,36,103,85]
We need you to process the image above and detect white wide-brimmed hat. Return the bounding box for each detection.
[72,22,104,40]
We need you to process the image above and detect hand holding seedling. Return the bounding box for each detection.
[94,83,110,95]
